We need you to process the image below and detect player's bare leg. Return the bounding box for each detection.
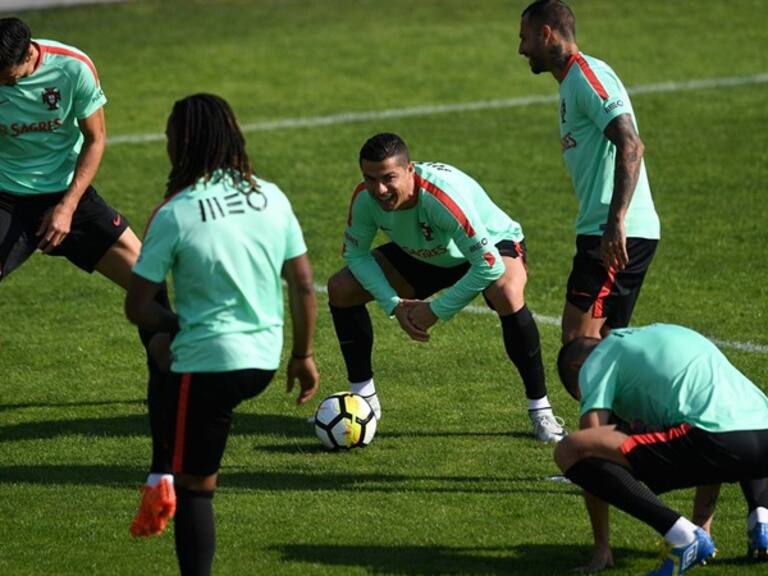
[94,227,141,289]
[561,300,607,345]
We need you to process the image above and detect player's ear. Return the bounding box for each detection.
[540,23,554,43]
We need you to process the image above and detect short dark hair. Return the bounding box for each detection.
[556,336,600,399]
[166,93,257,198]
[359,132,410,166]
[0,17,32,70]
[521,0,575,40]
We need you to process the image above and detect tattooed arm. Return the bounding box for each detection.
[601,113,645,271]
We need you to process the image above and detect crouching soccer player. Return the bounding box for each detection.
[327,132,565,442]
[555,323,768,574]
[125,94,319,576]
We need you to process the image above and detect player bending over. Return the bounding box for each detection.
[328,132,565,442]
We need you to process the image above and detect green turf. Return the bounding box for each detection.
[1,0,767,574]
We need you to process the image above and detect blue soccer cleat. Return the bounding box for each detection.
[647,528,717,576]
[747,522,768,561]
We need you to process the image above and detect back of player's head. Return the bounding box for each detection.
[521,0,575,41]
[556,336,600,399]
[166,93,256,197]
[0,17,31,71]
[359,132,410,167]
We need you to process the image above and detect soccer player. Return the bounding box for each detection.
[0,15,175,509]
[0,17,141,291]
[125,94,319,576]
[517,1,661,344]
[327,132,565,442]
[555,324,768,574]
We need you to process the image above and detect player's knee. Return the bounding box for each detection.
[327,269,359,307]
[486,281,524,315]
[554,438,575,472]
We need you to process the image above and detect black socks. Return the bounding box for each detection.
[175,486,215,576]
[500,305,547,400]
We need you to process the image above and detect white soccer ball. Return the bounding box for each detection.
[313,392,377,450]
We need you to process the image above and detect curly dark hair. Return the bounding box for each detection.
[165,93,258,198]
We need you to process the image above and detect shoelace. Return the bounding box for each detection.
[534,414,566,433]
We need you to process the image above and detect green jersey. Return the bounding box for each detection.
[343,162,523,321]
[133,173,307,373]
[579,324,768,432]
[0,40,107,195]
[559,52,660,239]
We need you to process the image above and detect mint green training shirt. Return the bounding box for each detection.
[579,324,768,432]
[343,162,523,321]
[133,173,307,373]
[0,40,106,194]
[559,52,660,239]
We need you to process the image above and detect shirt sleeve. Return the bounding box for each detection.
[343,189,400,316]
[72,55,107,120]
[283,199,308,260]
[575,67,629,133]
[425,187,505,321]
[133,206,178,283]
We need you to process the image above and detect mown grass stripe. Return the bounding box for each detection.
[108,73,768,145]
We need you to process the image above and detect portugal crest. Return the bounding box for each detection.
[42,87,61,110]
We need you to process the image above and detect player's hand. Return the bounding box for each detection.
[286,356,319,405]
[575,545,614,573]
[407,301,439,332]
[600,222,628,271]
[37,202,75,253]
[394,300,430,342]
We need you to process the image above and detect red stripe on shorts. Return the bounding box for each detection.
[592,265,617,318]
[172,373,192,474]
[620,423,693,456]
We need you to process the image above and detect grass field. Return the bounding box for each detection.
[1,0,767,574]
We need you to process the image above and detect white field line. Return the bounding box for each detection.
[108,72,768,146]
[313,284,768,355]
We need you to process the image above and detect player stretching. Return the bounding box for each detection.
[328,132,565,442]
[518,1,660,344]
[556,324,768,574]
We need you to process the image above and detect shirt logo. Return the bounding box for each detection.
[561,132,577,151]
[42,87,61,111]
[420,222,434,241]
[560,98,567,124]
[198,190,268,222]
[604,99,624,114]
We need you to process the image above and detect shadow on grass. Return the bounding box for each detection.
[0,412,312,442]
[0,465,578,496]
[0,412,536,444]
[269,543,657,575]
[0,399,144,412]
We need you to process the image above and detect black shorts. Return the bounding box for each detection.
[169,369,275,476]
[0,186,129,280]
[621,423,768,494]
[374,239,526,300]
[566,235,657,328]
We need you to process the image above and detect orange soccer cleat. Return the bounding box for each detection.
[130,478,176,537]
